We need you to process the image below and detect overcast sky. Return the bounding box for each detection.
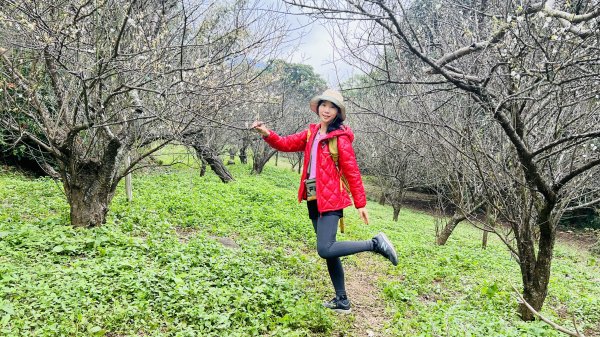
[271,3,357,89]
[287,20,355,88]
[253,0,359,88]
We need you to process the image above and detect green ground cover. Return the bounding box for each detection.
[0,164,598,336]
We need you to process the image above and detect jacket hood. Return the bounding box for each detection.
[309,124,354,142]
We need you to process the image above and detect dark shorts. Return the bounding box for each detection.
[307,200,343,220]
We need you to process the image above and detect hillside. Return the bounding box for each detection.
[0,164,598,336]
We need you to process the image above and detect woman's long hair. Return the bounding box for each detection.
[318,100,344,133]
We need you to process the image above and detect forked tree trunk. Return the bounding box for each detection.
[193,145,234,183]
[251,149,276,175]
[67,185,114,227]
[62,159,118,227]
[252,156,269,174]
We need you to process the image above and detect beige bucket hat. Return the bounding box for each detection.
[309,89,347,121]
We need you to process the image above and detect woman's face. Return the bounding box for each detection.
[318,100,339,126]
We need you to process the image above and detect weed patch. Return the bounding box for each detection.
[1,165,599,336]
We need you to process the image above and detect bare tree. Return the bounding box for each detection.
[0,0,289,227]
[354,109,425,221]
[248,60,326,174]
[184,127,235,182]
[289,0,600,322]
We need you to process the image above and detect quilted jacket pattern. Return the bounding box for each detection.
[264,123,367,213]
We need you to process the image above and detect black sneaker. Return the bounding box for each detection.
[373,232,398,266]
[322,295,351,313]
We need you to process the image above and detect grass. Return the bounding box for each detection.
[0,163,599,336]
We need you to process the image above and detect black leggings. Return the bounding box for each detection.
[308,201,374,297]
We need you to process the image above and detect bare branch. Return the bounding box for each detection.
[532,131,600,158]
[113,1,136,59]
[564,196,600,212]
[555,157,600,192]
[425,26,509,71]
[512,285,586,337]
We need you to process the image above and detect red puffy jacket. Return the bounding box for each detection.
[264,123,367,213]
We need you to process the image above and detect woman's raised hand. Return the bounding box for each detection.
[251,121,270,137]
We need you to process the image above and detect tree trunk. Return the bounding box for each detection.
[482,204,495,249]
[391,189,405,221]
[193,145,234,183]
[239,135,250,164]
[199,159,207,177]
[62,159,117,227]
[436,212,466,245]
[251,149,276,174]
[239,147,248,164]
[392,204,401,221]
[436,201,484,245]
[482,230,488,249]
[125,155,133,202]
[379,191,386,206]
[378,182,389,206]
[517,203,556,321]
[56,135,126,228]
[252,156,269,174]
[67,185,113,227]
[227,148,236,165]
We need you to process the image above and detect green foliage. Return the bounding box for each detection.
[0,67,56,173]
[0,131,26,161]
[152,144,199,170]
[1,165,599,336]
[267,60,327,98]
[0,166,329,336]
[560,208,600,229]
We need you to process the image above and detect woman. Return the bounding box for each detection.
[252,89,397,313]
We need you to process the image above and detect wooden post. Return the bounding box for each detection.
[483,203,494,249]
[125,155,133,202]
[482,230,488,249]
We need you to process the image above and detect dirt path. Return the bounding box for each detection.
[332,254,395,337]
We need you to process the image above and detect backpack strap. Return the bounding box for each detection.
[328,136,351,233]
[305,129,313,176]
[328,136,339,163]
[328,137,351,194]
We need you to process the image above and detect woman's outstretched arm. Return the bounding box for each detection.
[252,121,308,153]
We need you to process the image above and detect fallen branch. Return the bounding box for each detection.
[511,285,586,337]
